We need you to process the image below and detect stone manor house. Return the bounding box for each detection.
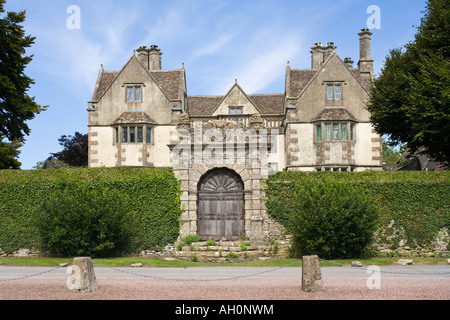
[87,29,382,243]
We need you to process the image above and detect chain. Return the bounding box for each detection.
[1,257,448,284]
[318,258,450,276]
[0,262,72,283]
[90,259,302,282]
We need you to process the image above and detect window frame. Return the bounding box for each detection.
[125,85,143,102]
[229,106,243,115]
[114,125,153,145]
[325,82,344,103]
[315,122,356,142]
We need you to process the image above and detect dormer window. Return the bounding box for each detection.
[126,85,142,102]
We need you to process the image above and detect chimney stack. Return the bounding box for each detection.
[344,57,354,69]
[136,45,163,70]
[323,42,336,62]
[358,29,374,79]
[310,43,324,70]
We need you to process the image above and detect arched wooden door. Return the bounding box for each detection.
[197,168,244,240]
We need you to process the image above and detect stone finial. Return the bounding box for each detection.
[176,113,190,130]
[249,113,264,130]
[302,255,325,292]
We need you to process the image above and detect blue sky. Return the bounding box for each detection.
[4,0,428,169]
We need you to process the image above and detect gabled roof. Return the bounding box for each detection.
[286,52,372,99]
[90,55,185,103]
[91,68,119,102]
[288,69,317,98]
[209,82,264,116]
[150,69,185,101]
[186,90,285,117]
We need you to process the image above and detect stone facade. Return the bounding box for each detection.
[87,29,382,243]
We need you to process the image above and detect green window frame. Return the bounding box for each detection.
[146,126,152,144]
[324,124,331,141]
[122,127,128,143]
[341,123,347,140]
[137,127,143,143]
[316,125,322,141]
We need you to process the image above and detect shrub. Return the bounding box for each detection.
[265,171,450,255]
[0,167,182,254]
[289,176,379,259]
[35,184,136,257]
[184,234,201,245]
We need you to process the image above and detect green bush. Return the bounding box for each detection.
[35,185,135,257]
[265,171,450,253]
[289,177,379,259]
[0,167,182,254]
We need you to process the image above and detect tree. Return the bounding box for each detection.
[382,139,405,166]
[0,138,22,169]
[50,132,88,167]
[367,0,450,164]
[0,0,48,168]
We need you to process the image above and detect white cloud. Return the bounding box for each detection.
[191,31,237,61]
[212,34,303,95]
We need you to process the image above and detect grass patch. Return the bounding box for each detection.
[0,256,446,267]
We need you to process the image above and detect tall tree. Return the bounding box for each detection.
[367,0,450,164]
[50,132,88,167]
[0,0,48,168]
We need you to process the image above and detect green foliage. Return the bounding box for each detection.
[0,138,22,169]
[49,132,88,167]
[240,243,248,251]
[288,176,379,259]
[367,0,450,163]
[177,234,201,250]
[0,0,48,149]
[36,185,134,257]
[183,234,201,244]
[0,167,182,254]
[382,139,405,165]
[265,171,450,256]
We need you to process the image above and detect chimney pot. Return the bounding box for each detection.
[136,45,163,70]
[344,57,354,68]
[323,42,336,62]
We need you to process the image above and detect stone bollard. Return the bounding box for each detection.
[302,255,325,292]
[67,257,99,293]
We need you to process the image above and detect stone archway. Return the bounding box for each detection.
[197,168,244,240]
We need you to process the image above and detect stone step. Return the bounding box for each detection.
[174,248,271,262]
[190,241,262,252]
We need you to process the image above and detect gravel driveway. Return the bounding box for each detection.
[0,265,449,301]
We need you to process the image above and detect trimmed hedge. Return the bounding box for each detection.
[289,176,379,259]
[264,171,450,254]
[0,167,182,254]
